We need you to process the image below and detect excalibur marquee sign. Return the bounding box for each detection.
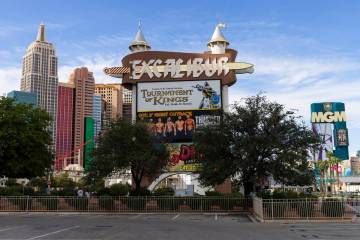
[104,23,254,172]
[104,51,253,84]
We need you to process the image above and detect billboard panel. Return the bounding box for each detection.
[167,143,201,172]
[138,110,221,143]
[311,102,349,160]
[137,80,221,112]
[312,123,333,161]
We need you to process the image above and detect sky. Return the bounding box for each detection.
[0,0,359,156]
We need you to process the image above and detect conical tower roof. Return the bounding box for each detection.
[129,27,151,51]
[208,23,229,47]
[36,23,46,42]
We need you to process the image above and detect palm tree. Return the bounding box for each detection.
[316,152,342,196]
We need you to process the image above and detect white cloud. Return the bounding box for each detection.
[0,66,21,95]
[229,54,360,155]
[230,55,360,121]
[0,55,122,95]
[58,55,121,84]
[245,55,360,86]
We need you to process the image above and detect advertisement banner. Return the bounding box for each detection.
[310,102,349,160]
[312,123,333,161]
[167,143,201,172]
[137,80,221,112]
[138,110,221,143]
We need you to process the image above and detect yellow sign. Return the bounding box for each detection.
[311,111,346,123]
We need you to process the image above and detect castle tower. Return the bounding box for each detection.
[208,23,229,54]
[129,23,151,52]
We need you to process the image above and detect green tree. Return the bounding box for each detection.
[0,97,53,178]
[193,95,319,195]
[87,119,169,194]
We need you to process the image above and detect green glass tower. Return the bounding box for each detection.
[83,117,94,171]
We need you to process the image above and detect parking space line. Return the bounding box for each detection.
[215,214,218,221]
[0,226,25,232]
[129,214,141,219]
[87,215,105,218]
[25,225,80,240]
[172,214,180,220]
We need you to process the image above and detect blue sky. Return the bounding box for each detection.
[0,0,359,156]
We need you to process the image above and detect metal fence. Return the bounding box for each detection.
[253,197,359,221]
[0,196,252,213]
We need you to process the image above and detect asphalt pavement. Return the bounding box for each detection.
[0,214,358,240]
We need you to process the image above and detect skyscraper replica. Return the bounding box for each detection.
[68,67,95,166]
[93,93,102,137]
[94,83,123,127]
[20,24,58,146]
[56,83,75,171]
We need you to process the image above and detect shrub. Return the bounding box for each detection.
[153,187,175,196]
[33,191,47,196]
[130,187,151,196]
[53,173,76,189]
[272,190,288,199]
[298,192,318,199]
[27,177,47,190]
[109,184,130,196]
[205,191,223,196]
[285,190,299,199]
[0,186,35,196]
[0,187,17,196]
[98,195,115,210]
[96,187,111,196]
[321,199,345,217]
[5,178,19,187]
[226,192,245,198]
[256,190,271,199]
[65,197,89,210]
[52,188,76,196]
[23,187,34,196]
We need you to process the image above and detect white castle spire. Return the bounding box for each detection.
[208,23,229,54]
[129,21,151,52]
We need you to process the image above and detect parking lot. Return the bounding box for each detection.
[0,214,359,240]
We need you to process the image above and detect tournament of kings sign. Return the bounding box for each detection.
[137,80,221,112]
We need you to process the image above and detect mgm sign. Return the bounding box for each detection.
[104,24,254,172]
[311,102,349,160]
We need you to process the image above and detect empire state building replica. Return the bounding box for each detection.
[20,24,58,148]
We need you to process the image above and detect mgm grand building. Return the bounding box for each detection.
[104,23,253,195]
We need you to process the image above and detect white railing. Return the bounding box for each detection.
[254,197,358,221]
[0,196,252,213]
